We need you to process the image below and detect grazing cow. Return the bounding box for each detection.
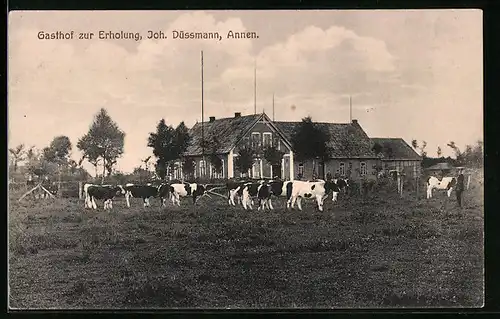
[84,183,124,210]
[119,183,163,208]
[240,181,272,210]
[426,176,457,199]
[287,180,338,212]
[169,183,207,206]
[157,183,171,207]
[334,178,350,194]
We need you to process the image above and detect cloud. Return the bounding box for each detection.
[8,10,482,173]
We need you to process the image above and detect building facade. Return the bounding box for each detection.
[174,112,420,181]
[370,137,423,177]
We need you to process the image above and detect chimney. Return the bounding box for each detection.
[234,112,241,118]
[209,116,215,122]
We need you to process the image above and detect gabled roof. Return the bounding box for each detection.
[371,137,422,161]
[273,121,378,159]
[184,113,262,156]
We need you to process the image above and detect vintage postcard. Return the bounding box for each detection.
[8,10,483,309]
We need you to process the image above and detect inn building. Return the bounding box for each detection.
[171,112,422,181]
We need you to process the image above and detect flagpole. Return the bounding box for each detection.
[272,93,275,121]
[349,95,352,122]
[201,51,204,165]
[254,60,257,114]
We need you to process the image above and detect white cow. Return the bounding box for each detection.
[287,180,338,212]
[426,176,457,199]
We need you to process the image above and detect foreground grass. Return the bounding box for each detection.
[8,182,483,309]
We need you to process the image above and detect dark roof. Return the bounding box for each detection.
[274,121,378,159]
[426,162,455,170]
[371,138,422,161]
[184,114,262,156]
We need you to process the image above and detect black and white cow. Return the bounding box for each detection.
[119,183,164,208]
[287,180,339,212]
[426,176,457,199]
[157,183,171,207]
[333,178,350,194]
[169,183,207,206]
[226,180,253,206]
[240,181,271,210]
[84,183,124,210]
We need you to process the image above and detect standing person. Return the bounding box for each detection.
[455,168,465,208]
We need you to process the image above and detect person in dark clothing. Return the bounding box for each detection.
[455,168,465,208]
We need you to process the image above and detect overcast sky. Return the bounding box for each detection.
[8,10,482,174]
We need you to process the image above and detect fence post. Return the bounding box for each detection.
[400,174,404,198]
[467,175,471,190]
[78,181,83,200]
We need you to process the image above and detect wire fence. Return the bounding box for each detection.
[9,168,481,202]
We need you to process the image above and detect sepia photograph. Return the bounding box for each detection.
[8,9,483,309]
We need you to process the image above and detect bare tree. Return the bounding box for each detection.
[9,144,25,172]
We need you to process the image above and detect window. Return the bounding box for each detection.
[210,159,225,179]
[263,132,272,147]
[199,160,206,178]
[272,136,280,150]
[251,132,261,148]
[360,162,367,176]
[221,159,225,178]
[298,163,304,178]
[339,162,345,177]
[252,160,261,178]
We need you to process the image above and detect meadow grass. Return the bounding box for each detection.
[8,179,483,309]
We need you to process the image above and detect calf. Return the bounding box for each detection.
[119,183,161,208]
[287,180,338,212]
[84,183,124,210]
[426,176,457,199]
[169,183,207,206]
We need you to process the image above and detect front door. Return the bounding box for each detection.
[283,156,290,180]
[318,162,325,179]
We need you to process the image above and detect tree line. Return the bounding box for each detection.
[371,138,483,169]
[9,107,483,184]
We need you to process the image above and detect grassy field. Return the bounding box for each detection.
[8,178,484,309]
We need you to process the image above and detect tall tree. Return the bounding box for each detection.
[290,117,331,176]
[437,146,442,158]
[235,145,255,178]
[182,157,196,179]
[411,139,418,150]
[263,145,285,178]
[202,131,223,175]
[371,142,383,157]
[77,108,125,183]
[147,119,176,180]
[173,122,191,157]
[419,141,428,158]
[8,144,25,172]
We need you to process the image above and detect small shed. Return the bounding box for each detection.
[425,162,456,177]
